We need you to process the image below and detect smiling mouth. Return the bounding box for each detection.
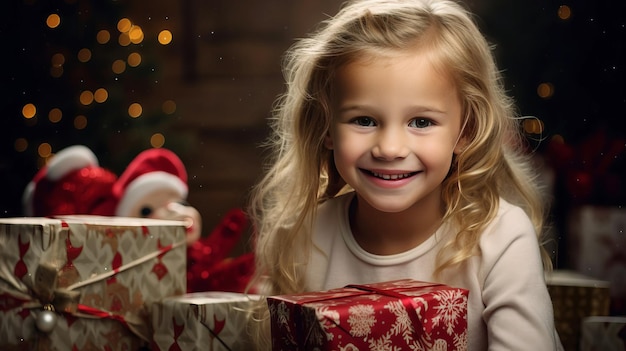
[367,170,418,180]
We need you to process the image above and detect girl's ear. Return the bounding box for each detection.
[324,133,334,150]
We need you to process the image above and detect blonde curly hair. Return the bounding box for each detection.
[246,0,550,347]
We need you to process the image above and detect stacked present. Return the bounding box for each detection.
[151,291,260,350]
[0,215,187,350]
[566,206,626,315]
[1,216,471,350]
[580,316,626,351]
[546,270,611,351]
[268,279,469,351]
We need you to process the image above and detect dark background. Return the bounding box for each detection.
[1,0,624,270]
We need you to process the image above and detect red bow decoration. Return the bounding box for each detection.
[546,129,626,205]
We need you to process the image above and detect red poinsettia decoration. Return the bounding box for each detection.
[546,128,625,205]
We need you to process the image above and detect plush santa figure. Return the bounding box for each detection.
[23,145,117,217]
[22,145,255,293]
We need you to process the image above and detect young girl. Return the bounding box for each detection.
[248,0,563,349]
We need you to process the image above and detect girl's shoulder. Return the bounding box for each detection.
[479,198,537,249]
[495,198,531,223]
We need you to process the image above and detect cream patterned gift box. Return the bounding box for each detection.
[581,316,626,351]
[567,205,626,315]
[151,291,260,350]
[0,216,187,351]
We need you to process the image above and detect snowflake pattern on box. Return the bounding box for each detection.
[268,279,468,351]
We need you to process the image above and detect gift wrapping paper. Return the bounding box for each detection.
[580,316,626,351]
[268,279,468,351]
[567,205,626,315]
[0,215,187,351]
[151,291,260,351]
[546,270,611,351]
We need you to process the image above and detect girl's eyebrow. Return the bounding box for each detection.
[337,103,448,115]
[336,104,370,113]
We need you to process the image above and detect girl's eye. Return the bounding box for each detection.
[409,118,433,128]
[352,116,376,127]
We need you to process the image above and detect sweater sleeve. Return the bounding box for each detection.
[479,204,563,351]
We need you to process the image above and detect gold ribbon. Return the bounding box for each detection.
[32,262,80,314]
[4,221,187,342]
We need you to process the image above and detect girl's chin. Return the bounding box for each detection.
[354,194,417,214]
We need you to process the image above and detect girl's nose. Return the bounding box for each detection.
[371,128,410,160]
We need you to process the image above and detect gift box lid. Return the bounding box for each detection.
[545,270,610,288]
[269,279,455,305]
[163,291,261,305]
[0,215,186,227]
[583,316,626,324]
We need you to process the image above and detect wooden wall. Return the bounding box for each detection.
[126,0,344,251]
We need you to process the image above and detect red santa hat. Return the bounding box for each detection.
[22,145,117,217]
[113,148,189,217]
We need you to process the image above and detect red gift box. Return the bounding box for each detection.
[267,279,468,351]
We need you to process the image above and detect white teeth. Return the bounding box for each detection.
[372,171,412,180]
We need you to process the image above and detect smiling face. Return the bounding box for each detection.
[326,47,465,216]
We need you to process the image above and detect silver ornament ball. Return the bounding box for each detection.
[36,309,57,333]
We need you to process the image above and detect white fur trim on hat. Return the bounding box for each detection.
[22,145,99,216]
[47,145,99,181]
[115,171,188,217]
[22,181,36,216]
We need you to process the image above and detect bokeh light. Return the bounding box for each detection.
[162,100,176,114]
[128,103,143,118]
[74,115,88,130]
[50,66,63,78]
[158,30,173,45]
[112,59,126,74]
[96,29,111,44]
[94,88,108,103]
[48,108,62,123]
[38,143,52,158]
[129,25,144,44]
[79,90,94,105]
[117,18,132,33]
[46,14,61,29]
[558,5,572,20]
[118,32,131,46]
[50,53,65,78]
[14,138,28,152]
[51,53,65,67]
[127,52,142,67]
[150,133,165,148]
[22,103,36,119]
[551,134,565,144]
[77,48,92,63]
[537,82,555,99]
[523,118,544,135]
